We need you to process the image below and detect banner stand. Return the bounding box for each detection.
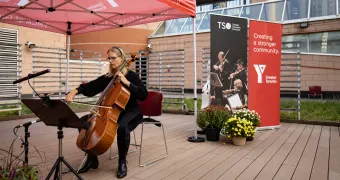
[256,125,281,131]
[207,14,283,131]
[248,20,282,130]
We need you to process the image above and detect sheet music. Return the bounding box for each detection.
[227,93,243,109]
[210,72,223,87]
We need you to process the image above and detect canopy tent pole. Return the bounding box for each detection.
[188,17,205,143]
[66,35,70,93]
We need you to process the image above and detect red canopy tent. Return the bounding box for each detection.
[0,0,195,34]
[0,0,203,141]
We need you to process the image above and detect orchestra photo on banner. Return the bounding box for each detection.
[209,50,248,111]
[209,14,249,111]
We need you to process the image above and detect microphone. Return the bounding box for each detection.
[13,69,51,84]
[15,119,42,128]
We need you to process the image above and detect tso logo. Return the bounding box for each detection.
[217,22,240,31]
[254,64,266,83]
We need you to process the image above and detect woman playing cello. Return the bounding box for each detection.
[65,46,148,178]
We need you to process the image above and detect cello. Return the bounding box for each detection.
[76,54,136,156]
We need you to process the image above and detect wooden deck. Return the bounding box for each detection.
[0,112,339,180]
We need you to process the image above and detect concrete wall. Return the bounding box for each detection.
[0,23,66,95]
[70,23,160,77]
[70,23,159,60]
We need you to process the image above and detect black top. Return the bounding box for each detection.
[76,70,148,113]
[234,69,247,92]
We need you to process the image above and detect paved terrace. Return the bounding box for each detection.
[0,113,339,180]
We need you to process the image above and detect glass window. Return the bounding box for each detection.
[223,7,242,16]
[283,0,309,21]
[310,0,337,17]
[227,0,249,7]
[164,18,187,35]
[282,31,340,54]
[327,31,340,54]
[309,32,340,54]
[240,4,262,19]
[213,2,227,9]
[198,10,223,31]
[181,12,204,33]
[260,1,285,22]
[309,33,324,53]
[282,34,308,52]
[153,21,171,36]
[197,4,213,12]
[181,18,193,33]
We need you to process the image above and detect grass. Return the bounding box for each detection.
[164,98,340,122]
[280,99,340,122]
[0,102,92,117]
[0,98,339,122]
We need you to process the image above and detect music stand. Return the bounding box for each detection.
[210,72,223,87]
[21,99,87,180]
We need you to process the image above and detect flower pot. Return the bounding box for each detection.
[205,128,220,141]
[232,136,246,146]
[197,129,206,135]
[246,136,254,141]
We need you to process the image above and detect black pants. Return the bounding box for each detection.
[80,111,143,161]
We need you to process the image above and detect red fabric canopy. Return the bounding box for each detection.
[0,0,196,35]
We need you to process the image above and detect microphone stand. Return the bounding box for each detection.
[16,78,50,166]
[22,122,31,166]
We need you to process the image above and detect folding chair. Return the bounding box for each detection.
[137,91,168,167]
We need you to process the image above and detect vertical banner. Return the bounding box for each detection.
[209,14,248,108]
[248,20,282,128]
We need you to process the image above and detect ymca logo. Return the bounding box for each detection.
[254,64,266,83]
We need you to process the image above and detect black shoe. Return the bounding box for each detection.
[116,160,127,178]
[78,155,98,174]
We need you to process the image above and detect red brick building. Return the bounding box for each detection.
[148,0,340,98]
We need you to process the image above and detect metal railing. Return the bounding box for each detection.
[31,46,102,102]
[0,42,22,114]
[69,49,102,103]
[201,44,301,120]
[134,51,148,88]
[202,48,210,86]
[281,41,301,120]
[146,49,186,111]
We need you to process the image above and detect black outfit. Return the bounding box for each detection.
[76,70,148,178]
[211,60,233,106]
[220,61,233,90]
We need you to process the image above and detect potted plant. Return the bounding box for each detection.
[224,116,256,146]
[0,137,46,179]
[197,105,230,141]
[232,109,261,141]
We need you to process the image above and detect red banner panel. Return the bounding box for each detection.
[248,20,282,128]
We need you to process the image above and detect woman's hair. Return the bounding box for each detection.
[106,46,128,77]
[234,79,243,89]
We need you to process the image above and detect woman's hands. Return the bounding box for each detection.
[65,89,78,103]
[115,71,130,87]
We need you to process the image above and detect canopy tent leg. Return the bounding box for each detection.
[66,35,70,94]
[188,17,205,143]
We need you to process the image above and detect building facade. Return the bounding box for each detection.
[148,0,340,98]
[0,23,67,95]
